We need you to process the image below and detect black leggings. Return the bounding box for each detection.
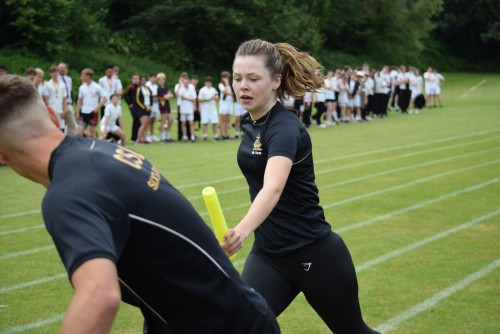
[242,232,380,334]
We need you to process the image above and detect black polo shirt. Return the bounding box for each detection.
[42,136,277,333]
[237,102,331,257]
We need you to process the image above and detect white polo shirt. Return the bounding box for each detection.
[179,84,196,114]
[198,86,218,114]
[78,81,105,114]
[98,76,121,106]
[43,79,67,114]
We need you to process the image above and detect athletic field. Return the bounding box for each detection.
[1,73,498,333]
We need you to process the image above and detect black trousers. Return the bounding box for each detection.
[398,88,411,112]
[242,232,380,334]
[131,112,140,142]
[303,104,312,127]
[177,106,192,140]
[313,102,326,125]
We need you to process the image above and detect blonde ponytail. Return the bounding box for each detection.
[235,39,324,102]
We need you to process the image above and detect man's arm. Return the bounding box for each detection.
[62,258,121,334]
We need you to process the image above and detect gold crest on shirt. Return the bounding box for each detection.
[252,135,262,155]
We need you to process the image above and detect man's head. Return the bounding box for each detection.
[0,75,60,170]
[105,64,114,78]
[149,72,157,84]
[58,62,68,75]
[204,76,213,88]
[81,68,94,84]
[49,65,59,81]
[131,74,140,85]
[26,67,37,82]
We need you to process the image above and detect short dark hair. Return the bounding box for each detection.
[0,75,39,126]
[105,64,114,70]
[26,67,37,76]
[204,76,213,83]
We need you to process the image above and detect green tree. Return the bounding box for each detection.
[432,0,500,60]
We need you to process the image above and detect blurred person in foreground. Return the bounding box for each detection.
[0,74,279,334]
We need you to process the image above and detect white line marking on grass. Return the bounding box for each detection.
[461,79,487,98]
[188,144,499,202]
[0,225,44,236]
[229,182,499,269]
[0,210,40,220]
[375,258,500,333]
[323,160,500,210]
[356,209,500,273]
[316,137,499,176]
[0,273,66,295]
[173,128,500,190]
[319,147,498,191]
[176,175,244,190]
[0,313,64,334]
[337,178,499,234]
[2,129,500,219]
[315,128,500,165]
[0,245,54,261]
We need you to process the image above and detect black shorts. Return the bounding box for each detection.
[79,112,98,127]
[325,99,336,103]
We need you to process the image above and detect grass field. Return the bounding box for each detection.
[0,73,499,333]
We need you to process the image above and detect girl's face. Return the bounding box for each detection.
[140,77,147,85]
[158,77,165,86]
[232,55,281,116]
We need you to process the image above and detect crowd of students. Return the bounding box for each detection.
[0,62,445,146]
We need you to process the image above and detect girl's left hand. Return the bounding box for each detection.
[221,228,246,257]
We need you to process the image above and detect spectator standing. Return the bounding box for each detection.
[219,71,234,140]
[58,62,77,135]
[124,74,140,142]
[157,72,174,142]
[43,65,68,133]
[198,76,220,141]
[76,68,106,138]
[179,76,197,142]
[133,76,152,144]
[98,64,122,119]
[145,73,160,142]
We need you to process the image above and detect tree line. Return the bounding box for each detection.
[1,0,499,72]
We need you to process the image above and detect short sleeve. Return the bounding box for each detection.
[104,105,112,118]
[78,86,83,99]
[42,193,118,279]
[265,113,300,162]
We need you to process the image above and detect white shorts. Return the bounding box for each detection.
[234,103,245,117]
[349,95,361,108]
[425,85,437,95]
[100,123,120,134]
[411,90,422,99]
[219,102,233,115]
[201,110,219,125]
[180,113,194,122]
[150,109,160,119]
[338,92,349,107]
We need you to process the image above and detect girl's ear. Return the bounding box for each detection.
[272,74,282,90]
